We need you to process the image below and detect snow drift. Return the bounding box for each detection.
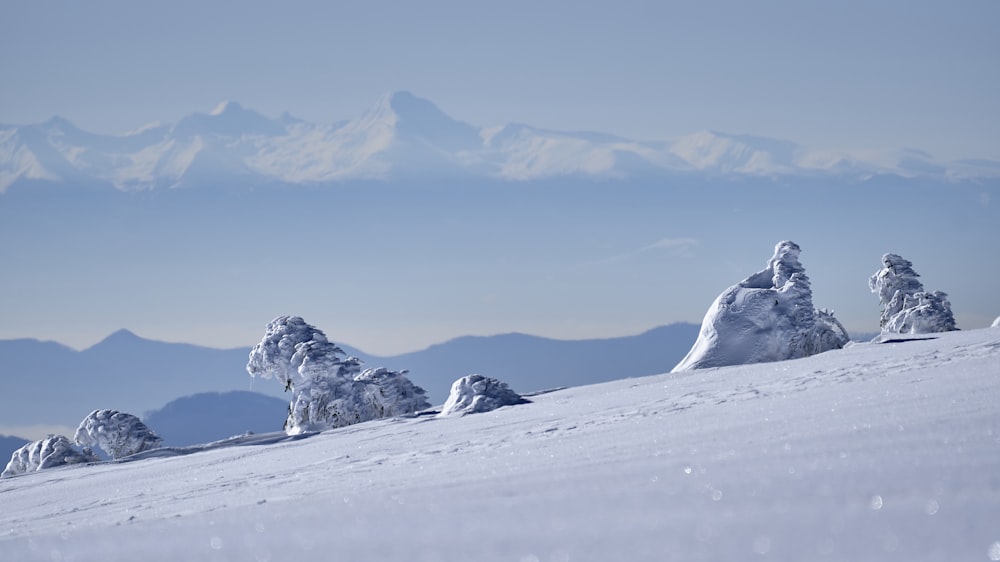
[673,240,848,371]
[869,253,957,334]
[438,374,528,417]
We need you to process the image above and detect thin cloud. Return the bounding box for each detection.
[591,237,701,266]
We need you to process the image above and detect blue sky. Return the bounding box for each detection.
[1,1,998,354]
[2,0,998,160]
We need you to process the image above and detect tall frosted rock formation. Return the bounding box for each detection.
[673,241,848,371]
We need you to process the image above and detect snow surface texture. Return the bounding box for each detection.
[673,241,848,371]
[438,374,528,417]
[74,409,163,460]
[247,316,429,434]
[1,435,97,478]
[0,328,998,561]
[869,253,958,334]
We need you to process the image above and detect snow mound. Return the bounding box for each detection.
[438,374,528,417]
[2,435,97,478]
[992,316,1000,328]
[248,316,429,433]
[869,253,957,334]
[74,409,163,460]
[673,240,848,371]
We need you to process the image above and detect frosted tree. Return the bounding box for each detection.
[869,253,957,334]
[247,316,430,434]
[75,409,163,460]
[673,240,849,371]
[2,435,98,478]
[438,374,527,417]
[355,367,433,420]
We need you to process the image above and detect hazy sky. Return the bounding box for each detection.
[1,1,998,355]
[2,0,998,161]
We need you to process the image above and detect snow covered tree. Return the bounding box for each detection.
[438,374,527,417]
[355,367,433,420]
[247,316,430,434]
[74,409,163,460]
[2,435,98,478]
[869,253,957,334]
[673,240,849,371]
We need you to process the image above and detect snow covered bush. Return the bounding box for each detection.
[75,409,163,460]
[247,316,430,434]
[869,253,957,334]
[673,240,849,371]
[2,435,98,478]
[438,374,527,417]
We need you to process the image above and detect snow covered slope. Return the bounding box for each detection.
[1,328,998,561]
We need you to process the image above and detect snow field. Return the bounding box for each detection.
[1,329,998,561]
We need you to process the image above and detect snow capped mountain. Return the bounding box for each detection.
[1,92,995,192]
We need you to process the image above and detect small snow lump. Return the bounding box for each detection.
[438,374,527,417]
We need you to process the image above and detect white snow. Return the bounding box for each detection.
[74,409,163,460]
[1,435,96,478]
[993,316,1000,328]
[438,374,527,416]
[247,316,429,433]
[1,327,998,560]
[3,93,993,192]
[673,241,848,371]
[870,253,957,334]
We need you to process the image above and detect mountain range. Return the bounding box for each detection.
[0,324,701,440]
[3,91,997,193]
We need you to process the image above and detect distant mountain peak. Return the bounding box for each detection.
[210,100,244,116]
[41,115,80,132]
[172,102,286,138]
[103,328,141,342]
[362,90,481,151]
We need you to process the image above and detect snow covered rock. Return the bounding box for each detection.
[673,240,848,371]
[2,435,98,478]
[438,374,527,417]
[248,316,429,434]
[869,253,957,334]
[74,409,163,460]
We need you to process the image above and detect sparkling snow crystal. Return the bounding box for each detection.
[438,374,527,417]
[673,240,848,371]
[247,316,430,434]
[869,253,957,334]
